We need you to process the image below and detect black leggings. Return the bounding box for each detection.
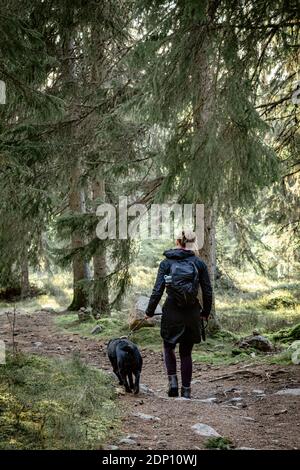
[163,340,193,388]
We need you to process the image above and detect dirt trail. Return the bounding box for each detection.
[1,311,300,450]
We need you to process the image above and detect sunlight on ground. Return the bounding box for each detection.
[215,271,300,334]
[0,271,72,315]
[0,295,67,315]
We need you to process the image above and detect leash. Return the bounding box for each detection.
[127,318,146,339]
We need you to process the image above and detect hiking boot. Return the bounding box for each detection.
[168,375,179,397]
[181,386,191,399]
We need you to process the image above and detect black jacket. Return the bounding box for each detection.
[146,248,213,344]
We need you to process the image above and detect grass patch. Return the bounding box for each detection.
[54,311,296,366]
[205,436,235,450]
[130,327,162,351]
[265,351,292,366]
[0,295,67,315]
[0,271,73,314]
[55,312,163,351]
[216,276,300,335]
[271,323,300,343]
[54,311,129,341]
[192,338,254,366]
[0,353,119,449]
[260,290,297,310]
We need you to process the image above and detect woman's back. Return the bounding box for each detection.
[146,248,212,318]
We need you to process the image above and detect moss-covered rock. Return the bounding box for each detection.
[272,323,300,343]
[260,291,297,310]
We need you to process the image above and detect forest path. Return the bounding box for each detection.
[1,310,300,450]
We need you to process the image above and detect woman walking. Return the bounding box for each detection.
[145,229,212,398]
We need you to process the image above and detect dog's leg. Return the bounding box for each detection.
[128,372,134,390]
[120,373,132,393]
[134,371,141,394]
[113,368,123,385]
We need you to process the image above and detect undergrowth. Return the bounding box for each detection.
[0,353,119,449]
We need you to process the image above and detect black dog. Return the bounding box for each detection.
[107,338,143,394]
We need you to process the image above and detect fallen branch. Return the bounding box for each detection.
[209,368,289,383]
[209,370,264,382]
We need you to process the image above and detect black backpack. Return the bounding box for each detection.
[166,259,200,306]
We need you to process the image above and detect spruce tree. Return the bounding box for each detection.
[130,0,299,322]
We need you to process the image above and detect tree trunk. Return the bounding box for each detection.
[193,9,220,331]
[89,25,109,317]
[68,161,89,311]
[198,206,220,331]
[20,246,30,299]
[198,207,216,285]
[60,32,90,312]
[92,178,109,317]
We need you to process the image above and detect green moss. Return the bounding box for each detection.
[131,326,162,351]
[0,353,120,449]
[55,312,163,350]
[216,278,300,335]
[211,329,239,341]
[271,323,300,343]
[260,291,297,310]
[205,437,235,450]
[266,352,292,365]
[54,312,129,340]
[231,348,244,356]
[192,338,254,365]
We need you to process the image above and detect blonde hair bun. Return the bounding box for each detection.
[176,228,198,252]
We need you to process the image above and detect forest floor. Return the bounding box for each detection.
[1,310,300,450]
